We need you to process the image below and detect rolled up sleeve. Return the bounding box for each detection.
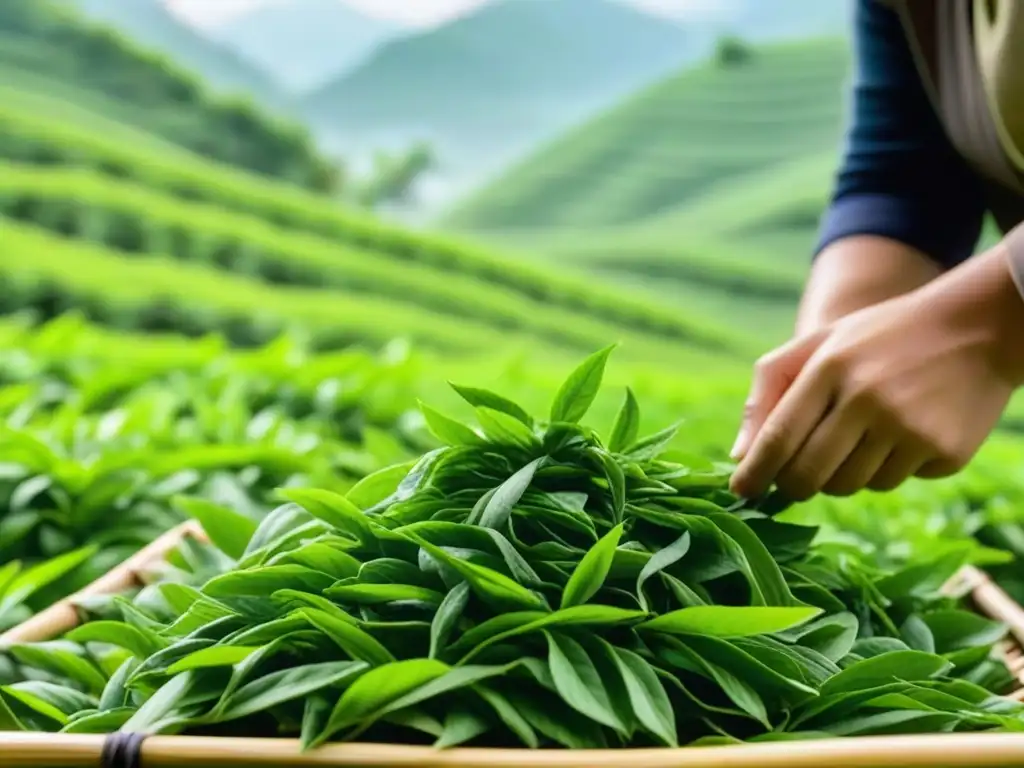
[814,0,987,269]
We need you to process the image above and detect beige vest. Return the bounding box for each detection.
[884,0,1024,288]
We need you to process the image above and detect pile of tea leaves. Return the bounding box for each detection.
[1,348,1022,748]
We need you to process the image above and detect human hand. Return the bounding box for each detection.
[729,245,1024,501]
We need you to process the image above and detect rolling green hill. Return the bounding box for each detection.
[214,0,403,93]
[445,38,850,231]
[443,39,852,346]
[0,0,335,191]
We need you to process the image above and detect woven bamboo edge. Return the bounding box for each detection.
[3,534,1024,766]
[0,520,207,647]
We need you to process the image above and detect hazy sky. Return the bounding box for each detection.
[168,0,734,29]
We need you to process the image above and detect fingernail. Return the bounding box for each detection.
[730,427,748,460]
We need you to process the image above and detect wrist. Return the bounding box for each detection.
[799,236,942,333]
[931,243,1024,386]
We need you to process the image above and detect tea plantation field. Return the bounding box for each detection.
[4,43,1024,752]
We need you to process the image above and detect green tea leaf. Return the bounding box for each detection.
[0,691,24,731]
[312,659,449,747]
[608,387,640,453]
[218,661,367,724]
[0,546,97,614]
[99,657,138,711]
[61,708,135,733]
[277,489,376,549]
[475,407,537,448]
[430,582,470,659]
[623,422,682,461]
[302,609,395,666]
[435,706,490,748]
[4,682,94,718]
[346,460,418,510]
[455,605,648,663]
[166,645,259,675]
[591,449,625,522]
[545,631,626,734]
[610,646,677,746]
[449,384,533,427]
[326,583,446,607]
[242,503,317,559]
[709,512,799,607]
[561,523,624,609]
[636,533,690,611]
[419,402,483,447]
[640,606,821,638]
[506,687,607,748]
[549,345,615,425]
[922,610,1008,654]
[8,644,106,695]
[66,621,166,658]
[820,651,954,696]
[173,496,256,560]
[409,535,546,611]
[203,565,336,598]
[2,685,69,725]
[658,637,770,726]
[476,457,545,530]
[475,684,539,747]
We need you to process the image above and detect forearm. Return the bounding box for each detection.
[919,236,1024,387]
[796,234,943,334]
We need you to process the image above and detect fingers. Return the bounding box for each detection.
[729,355,834,499]
[822,431,895,497]
[914,456,966,480]
[868,446,929,492]
[775,411,871,501]
[731,330,828,461]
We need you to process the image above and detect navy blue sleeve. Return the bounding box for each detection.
[814,0,987,268]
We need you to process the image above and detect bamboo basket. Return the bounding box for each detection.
[4,527,1024,768]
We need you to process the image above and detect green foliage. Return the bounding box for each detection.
[0,315,443,630]
[1,349,1021,750]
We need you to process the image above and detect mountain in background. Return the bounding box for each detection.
[214,0,404,93]
[691,0,851,41]
[301,0,695,198]
[65,0,288,110]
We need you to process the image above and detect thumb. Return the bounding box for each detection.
[731,329,828,461]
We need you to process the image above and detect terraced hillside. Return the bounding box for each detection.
[446,39,850,231]
[443,39,851,345]
[0,0,334,191]
[0,89,758,371]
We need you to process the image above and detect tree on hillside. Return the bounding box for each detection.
[715,35,752,68]
[356,142,436,209]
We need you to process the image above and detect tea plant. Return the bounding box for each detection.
[1,348,1020,748]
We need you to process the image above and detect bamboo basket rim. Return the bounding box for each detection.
[6,732,1024,768]
[4,523,1024,767]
